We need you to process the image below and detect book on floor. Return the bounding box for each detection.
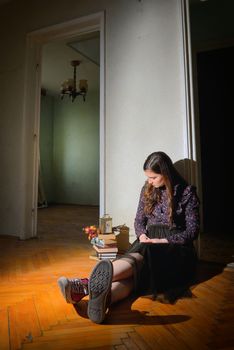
[93,242,118,260]
[93,243,118,254]
[97,254,117,260]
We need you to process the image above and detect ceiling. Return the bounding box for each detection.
[41,33,100,97]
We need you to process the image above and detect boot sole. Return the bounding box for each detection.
[88,260,113,323]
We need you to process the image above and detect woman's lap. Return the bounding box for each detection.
[125,225,197,295]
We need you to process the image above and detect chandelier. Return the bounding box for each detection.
[60,60,88,102]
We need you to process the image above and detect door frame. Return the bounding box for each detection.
[180,0,197,181]
[181,0,201,255]
[22,11,105,239]
[191,37,234,234]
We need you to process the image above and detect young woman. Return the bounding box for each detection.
[58,151,200,324]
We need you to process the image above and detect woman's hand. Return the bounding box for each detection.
[139,234,168,244]
[150,238,169,244]
[139,233,151,242]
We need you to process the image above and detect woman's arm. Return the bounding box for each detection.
[134,188,167,243]
[134,186,148,238]
[167,185,200,245]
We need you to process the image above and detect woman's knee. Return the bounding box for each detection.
[128,252,143,262]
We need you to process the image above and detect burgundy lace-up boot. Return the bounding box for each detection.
[57,277,89,304]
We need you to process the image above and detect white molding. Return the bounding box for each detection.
[181,0,198,185]
[99,12,106,217]
[23,12,105,238]
[181,0,200,257]
[32,45,42,239]
[21,37,42,239]
[28,12,104,43]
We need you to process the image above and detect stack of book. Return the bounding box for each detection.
[89,233,119,261]
[93,243,118,260]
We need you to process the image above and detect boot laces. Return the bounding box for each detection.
[70,278,88,295]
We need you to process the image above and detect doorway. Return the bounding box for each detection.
[196,45,233,235]
[39,33,100,213]
[23,12,105,239]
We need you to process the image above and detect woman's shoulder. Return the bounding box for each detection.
[175,183,199,201]
[140,182,147,193]
[138,183,147,199]
[183,184,197,196]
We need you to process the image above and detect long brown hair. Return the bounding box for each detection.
[143,151,187,225]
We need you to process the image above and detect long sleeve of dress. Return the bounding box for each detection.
[167,186,200,245]
[134,186,148,238]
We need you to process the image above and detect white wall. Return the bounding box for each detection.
[0,0,189,239]
[105,0,187,241]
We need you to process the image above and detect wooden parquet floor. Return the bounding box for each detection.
[0,205,233,350]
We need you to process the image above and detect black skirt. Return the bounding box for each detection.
[126,224,198,297]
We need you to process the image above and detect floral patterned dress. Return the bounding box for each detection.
[127,183,200,298]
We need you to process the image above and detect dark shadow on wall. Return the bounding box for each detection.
[173,158,197,185]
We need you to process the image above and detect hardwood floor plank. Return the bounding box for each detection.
[33,292,58,331]
[12,298,42,345]
[126,331,152,350]
[120,336,140,350]
[22,298,42,339]
[8,305,22,350]
[0,308,10,350]
[22,332,129,349]
[114,345,127,350]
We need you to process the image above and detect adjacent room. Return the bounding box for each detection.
[38,33,100,238]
